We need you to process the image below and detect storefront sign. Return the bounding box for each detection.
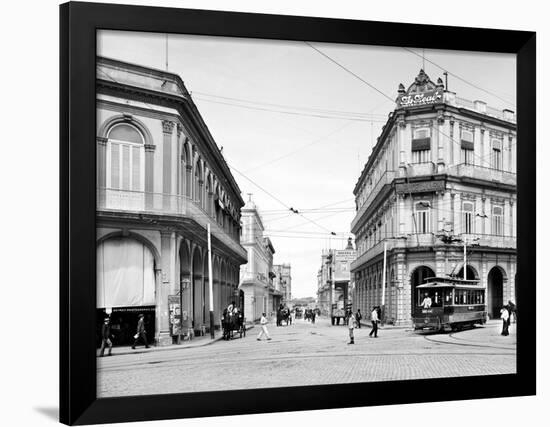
[399,90,443,108]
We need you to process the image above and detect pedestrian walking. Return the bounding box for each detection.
[355,309,362,328]
[132,313,150,349]
[347,310,356,344]
[99,317,113,357]
[257,312,272,341]
[369,306,379,338]
[500,306,510,336]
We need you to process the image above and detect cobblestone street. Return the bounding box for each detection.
[97,317,516,397]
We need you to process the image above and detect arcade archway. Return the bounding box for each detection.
[487,266,506,318]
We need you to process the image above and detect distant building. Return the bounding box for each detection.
[239,197,276,322]
[317,238,356,316]
[96,57,247,346]
[273,264,292,304]
[350,69,516,326]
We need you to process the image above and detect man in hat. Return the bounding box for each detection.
[99,317,113,357]
[132,313,150,349]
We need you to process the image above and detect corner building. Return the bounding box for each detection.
[239,197,276,322]
[96,57,247,345]
[351,70,517,326]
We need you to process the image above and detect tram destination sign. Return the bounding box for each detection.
[398,90,443,108]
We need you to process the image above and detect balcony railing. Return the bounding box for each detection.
[405,162,436,177]
[97,187,246,258]
[447,164,516,186]
[351,171,395,231]
[351,233,516,271]
[461,233,516,249]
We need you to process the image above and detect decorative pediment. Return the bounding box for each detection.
[397,69,444,108]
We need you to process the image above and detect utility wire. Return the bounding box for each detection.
[193,91,388,118]
[305,42,396,104]
[228,164,335,234]
[195,97,388,123]
[402,47,516,108]
[244,121,354,173]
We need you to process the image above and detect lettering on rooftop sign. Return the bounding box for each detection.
[399,90,443,108]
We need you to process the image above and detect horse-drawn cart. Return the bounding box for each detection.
[221,307,246,340]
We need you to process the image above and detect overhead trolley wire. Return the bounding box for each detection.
[402,47,516,108]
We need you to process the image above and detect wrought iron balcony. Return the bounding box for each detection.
[351,171,395,232]
[447,164,516,186]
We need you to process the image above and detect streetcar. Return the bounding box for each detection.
[413,276,487,332]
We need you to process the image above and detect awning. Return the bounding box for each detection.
[461,140,474,150]
[411,137,431,151]
[97,237,156,308]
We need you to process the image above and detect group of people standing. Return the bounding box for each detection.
[347,306,381,344]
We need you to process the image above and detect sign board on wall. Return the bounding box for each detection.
[333,250,357,281]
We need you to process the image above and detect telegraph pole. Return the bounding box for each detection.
[207,224,215,339]
[463,240,467,280]
[381,240,387,323]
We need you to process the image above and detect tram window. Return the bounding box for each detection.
[444,290,453,304]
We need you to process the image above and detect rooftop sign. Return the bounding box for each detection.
[398,90,443,108]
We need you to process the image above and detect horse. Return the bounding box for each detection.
[222,307,245,339]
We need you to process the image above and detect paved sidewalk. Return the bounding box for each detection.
[97,324,255,357]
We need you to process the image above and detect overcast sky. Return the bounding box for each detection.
[98,30,516,298]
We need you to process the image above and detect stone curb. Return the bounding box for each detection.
[98,325,255,357]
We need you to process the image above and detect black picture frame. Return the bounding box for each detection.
[60,1,536,425]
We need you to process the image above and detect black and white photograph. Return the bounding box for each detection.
[95,30,518,398]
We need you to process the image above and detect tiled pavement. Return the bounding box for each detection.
[97,317,516,397]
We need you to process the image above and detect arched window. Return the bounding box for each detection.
[194,162,203,205]
[106,123,145,191]
[206,176,213,216]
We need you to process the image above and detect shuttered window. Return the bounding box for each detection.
[106,124,145,191]
[463,202,474,234]
[412,128,431,163]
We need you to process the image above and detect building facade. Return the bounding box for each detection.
[317,239,356,316]
[273,264,292,305]
[96,57,247,346]
[239,197,277,322]
[351,69,517,325]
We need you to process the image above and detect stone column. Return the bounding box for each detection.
[162,120,174,211]
[97,137,107,207]
[480,126,486,168]
[157,230,176,346]
[395,252,407,325]
[144,144,156,210]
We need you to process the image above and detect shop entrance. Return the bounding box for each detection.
[96,236,157,347]
[96,307,155,347]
